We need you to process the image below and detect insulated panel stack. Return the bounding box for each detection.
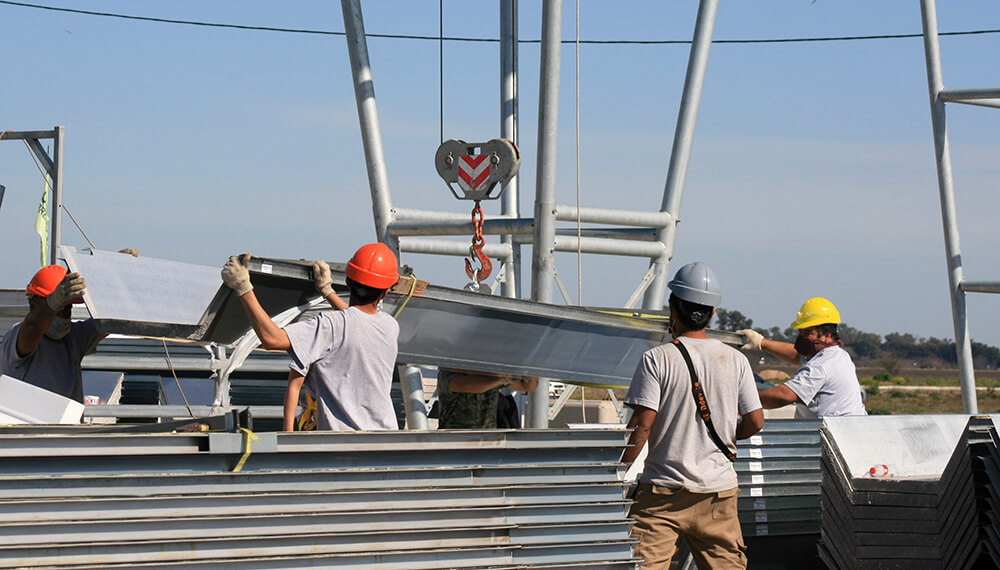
[736,419,822,539]
[969,416,1000,565]
[0,428,639,569]
[818,415,989,569]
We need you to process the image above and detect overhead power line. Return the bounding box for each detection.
[1,0,999,44]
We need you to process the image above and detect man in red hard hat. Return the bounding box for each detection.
[0,265,105,402]
[221,243,400,431]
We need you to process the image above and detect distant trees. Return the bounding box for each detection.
[713,309,1000,369]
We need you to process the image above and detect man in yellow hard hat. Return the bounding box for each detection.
[0,265,103,402]
[736,298,867,418]
[221,244,401,431]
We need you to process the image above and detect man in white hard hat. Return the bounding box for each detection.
[623,262,764,569]
[736,297,866,418]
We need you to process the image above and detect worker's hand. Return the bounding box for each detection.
[511,375,539,393]
[118,248,140,257]
[47,272,86,311]
[736,329,764,351]
[221,254,253,296]
[311,260,334,298]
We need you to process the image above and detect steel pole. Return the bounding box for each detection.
[920,0,977,413]
[526,0,563,429]
[341,0,397,253]
[399,365,429,429]
[642,0,719,310]
[51,126,65,266]
[500,0,520,299]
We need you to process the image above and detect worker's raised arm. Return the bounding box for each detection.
[312,260,348,311]
[736,329,801,365]
[17,272,86,357]
[222,254,291,351]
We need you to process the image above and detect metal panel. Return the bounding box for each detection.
[0,427,636,568]
[65,248,742,389]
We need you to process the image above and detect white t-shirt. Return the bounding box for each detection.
[784,345,867,418]
[284,307,399,431]
[625,337,762,493]
[0,319,101,403]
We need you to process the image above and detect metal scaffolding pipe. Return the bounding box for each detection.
[960,281,1000,294]
[399,237,512,259]
[555,204,672,228]
[500,0,521,299]
[527,0,563,429]
[643,0,719,310]
[399,365,429,429]
[51,126,64,266]
[552,235,666,258]
[342,0,397,252]
[939,88,1000,101]
[921,0,977,413]
[389,218,534,237]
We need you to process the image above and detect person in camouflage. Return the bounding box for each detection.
[436,368,538,429]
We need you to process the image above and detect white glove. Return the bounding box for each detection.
[221,254,253,296]
[47,272,86,311]
[736,329,764,351]
[311,260,334,298]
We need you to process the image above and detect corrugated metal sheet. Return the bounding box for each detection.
[0,428,638,569]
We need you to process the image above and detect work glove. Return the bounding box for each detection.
[221,254,253,296]
[311,260,334,298]
[736,329,764,351]
[118,248,140,257]
[47,272,86,311]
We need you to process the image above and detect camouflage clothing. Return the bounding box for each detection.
[437,368,500,429]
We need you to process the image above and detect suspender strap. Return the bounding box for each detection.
[672,339,737,462]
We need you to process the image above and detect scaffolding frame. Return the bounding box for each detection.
[0,127,65,267]
[920,1,1000,414]
[339,0,720,427]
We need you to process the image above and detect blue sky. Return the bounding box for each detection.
[2,1,1000,348]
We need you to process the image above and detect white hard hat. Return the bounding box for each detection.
[668,262,722,307]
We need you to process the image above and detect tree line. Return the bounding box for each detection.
[713,308,1000,371]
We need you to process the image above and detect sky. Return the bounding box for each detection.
[2,1,1000,348]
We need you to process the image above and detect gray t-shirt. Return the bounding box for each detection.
[625,337,761,493]
[785,345,867,418]
[284,307,399,431]
[0,319,101,403]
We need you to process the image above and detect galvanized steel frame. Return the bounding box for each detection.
[0,127,65,266]
[919,0,1000,413]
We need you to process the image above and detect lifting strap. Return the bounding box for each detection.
[672,339,737,462]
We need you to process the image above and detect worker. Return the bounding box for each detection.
[220,243,400,431]
[736,297,867,418]
[436,368,538,429]
[0,265,105,403]
[623,262,764,569]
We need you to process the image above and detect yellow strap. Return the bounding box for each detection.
[297,392,318,431]
[392,273,419,318]
[231,427,260,473]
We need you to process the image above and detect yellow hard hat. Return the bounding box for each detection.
[790,297,841,329]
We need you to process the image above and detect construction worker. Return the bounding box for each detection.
[736,297,867,417]
[436,369,538,429]
[623,262,764,569]
[220,243,400,431]
[0,265,105,402]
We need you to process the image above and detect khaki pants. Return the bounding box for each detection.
[629,483,747,569]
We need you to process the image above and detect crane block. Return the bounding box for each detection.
[434,139,520,201]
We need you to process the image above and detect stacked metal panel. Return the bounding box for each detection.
[968,416,1000,565]
[818,415,990,569]
[0,428,638,569]
[736,419,822,539]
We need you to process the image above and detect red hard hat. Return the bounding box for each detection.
[25,265,84,303]
[346,243,399,290]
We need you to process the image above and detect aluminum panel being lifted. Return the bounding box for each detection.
[65,247,742,388]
